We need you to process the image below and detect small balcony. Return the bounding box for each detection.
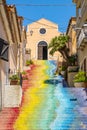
[77,24,87,48]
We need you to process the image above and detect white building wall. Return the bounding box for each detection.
[0,16,7,40]
[0,15,9,109]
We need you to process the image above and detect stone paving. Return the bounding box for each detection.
[0,61,87,130]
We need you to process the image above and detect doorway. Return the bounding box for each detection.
[38,41,48,60]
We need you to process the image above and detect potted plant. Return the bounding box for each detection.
[26,60,34,66]
[73,71,87,87]
[21,71,27,75]
[21,71,28,80]
[9,74,20,85]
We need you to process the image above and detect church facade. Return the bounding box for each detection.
[26,18,63,61]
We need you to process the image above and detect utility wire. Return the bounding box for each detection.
[0,3,75,7]
[0,5,66,30]
[0,5,57,29]
[14,4,75,7]
[24,17,67,31]
[0,3,68,31]
[24,17,58,29]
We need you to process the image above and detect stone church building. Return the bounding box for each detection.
[26,18,63,61]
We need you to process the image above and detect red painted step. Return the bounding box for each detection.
[0,64,36,130]
[0,108,19,130]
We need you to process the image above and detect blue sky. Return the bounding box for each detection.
[6,0,76,33]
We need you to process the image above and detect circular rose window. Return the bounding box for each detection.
[39,28,46,34]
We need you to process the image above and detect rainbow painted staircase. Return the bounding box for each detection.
[0,60,87,130]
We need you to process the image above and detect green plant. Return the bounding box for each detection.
[48,35,70,62]
[68,55,77,65]
[22,71,28,80]
[9,74,20,80]
[26,60,34,66]
[21,71,27,75]
[74,71,87,82]
[60,66,67,71]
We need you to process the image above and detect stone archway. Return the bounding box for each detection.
[38,41,48,60]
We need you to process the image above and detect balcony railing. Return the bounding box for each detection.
[77,29,87,47]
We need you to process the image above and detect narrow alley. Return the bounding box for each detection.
[1,0,87,129]
[0,60,87,130]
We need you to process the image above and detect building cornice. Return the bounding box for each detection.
[0,0,13,43]
[7,5,22,43]
[72,0,77,3]
[72,0,81,7]
[66,17,76,34]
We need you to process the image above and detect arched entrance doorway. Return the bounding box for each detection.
[38,41,48,60]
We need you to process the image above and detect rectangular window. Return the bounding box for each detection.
[0,38,9,62]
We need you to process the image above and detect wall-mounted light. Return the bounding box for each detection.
[30,30,33,36]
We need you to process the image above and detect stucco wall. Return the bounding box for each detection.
[9,43,18,72]
[26,18,63,61]
[4,85,22,107]
[78,44,87,69]
[71,20,76,55]
[73,0,87,72]
[0,15,9,109]
[67,18,76,55]
[0,16,7,40]
[0,60,9,109]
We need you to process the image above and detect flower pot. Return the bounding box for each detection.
[10,80,19,85]
[74,82,85,87]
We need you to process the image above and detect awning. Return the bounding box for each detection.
[0,38,9,62]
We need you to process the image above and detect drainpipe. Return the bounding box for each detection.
[17,44,21,73]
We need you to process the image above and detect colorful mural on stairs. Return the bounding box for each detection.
[14,60,57,130]
[0,60,87,130]
[14,60,87,130]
